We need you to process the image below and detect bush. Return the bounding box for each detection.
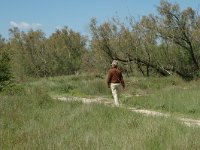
[0,51,12,91]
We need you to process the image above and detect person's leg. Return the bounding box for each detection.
[115,84,122,105]
[111,83,120,106]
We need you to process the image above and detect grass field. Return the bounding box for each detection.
[25,74,200,118]
[1,75,200,149]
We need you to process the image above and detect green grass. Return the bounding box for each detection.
[1,87,200,149]
[24,75,110,97]
[22,74,200,118]
[121,77,200,118]
[1,74,200,149]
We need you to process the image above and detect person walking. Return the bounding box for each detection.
[107,60,125,107]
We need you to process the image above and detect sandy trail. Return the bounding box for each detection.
[53,96,200,127]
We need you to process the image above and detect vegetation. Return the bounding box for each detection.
[1,75,200,149]
[23,75,200,119]
[0,36,12,91]
[9,27,86,79]
[89,0,200,79]
[1,0,200,149]
[0,1,200,86]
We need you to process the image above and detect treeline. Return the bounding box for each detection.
[8,27,86,78]
[89,0,200,79]
[1,0,200,90]
[0,27,87,91]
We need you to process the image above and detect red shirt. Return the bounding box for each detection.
[107,67,125,88]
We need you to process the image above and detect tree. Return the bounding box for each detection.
[89,18,172,76]
[154,0,200,78]
[9,26,87,78]
[0,35,12,91]
[46,27,87,75]
[9,28,48,77]
[89,1,200,79]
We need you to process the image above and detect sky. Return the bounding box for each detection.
[0,0,200,39]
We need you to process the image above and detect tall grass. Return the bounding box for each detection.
[19,74,200,118]
[122,77,200,118]
[26,75,111,97]
[1,88,200,149]
[1,75,200,149]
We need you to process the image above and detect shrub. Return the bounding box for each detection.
[0,51,12,91]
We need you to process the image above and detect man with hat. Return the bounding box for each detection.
[107,60,125,107]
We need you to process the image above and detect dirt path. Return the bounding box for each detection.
[53,96,200,127]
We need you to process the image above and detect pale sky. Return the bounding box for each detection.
[0,0,199,39]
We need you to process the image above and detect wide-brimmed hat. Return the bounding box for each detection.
[111,60,118,66]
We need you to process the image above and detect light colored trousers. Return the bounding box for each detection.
[110,83,121,106]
